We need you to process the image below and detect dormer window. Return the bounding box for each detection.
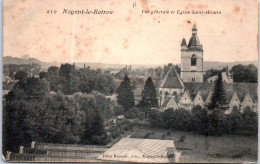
[191,54,197,66]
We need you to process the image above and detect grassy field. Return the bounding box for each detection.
[130,128,257,163]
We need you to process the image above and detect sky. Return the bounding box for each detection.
[3,0,258,65]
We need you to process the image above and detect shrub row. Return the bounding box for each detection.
[149,106,257,136]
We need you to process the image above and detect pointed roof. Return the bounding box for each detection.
[162,97,172,107]
[188,23,203,51]
[179,90,192,104]
[194,91,203,102]
[188,34,201,47]
[242,93,253,103]
[192,23,197,31]
[228,92,240,103]
[160,66,184,89]
[181,38,187,46]
[166,97,178,109]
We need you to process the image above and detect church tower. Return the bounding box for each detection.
[180,24,203,83]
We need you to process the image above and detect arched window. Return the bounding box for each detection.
[191,54,197,66]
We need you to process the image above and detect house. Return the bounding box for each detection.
[178,90,193,111]
[98,138,182,163]
[207,67,233,83]
[193,91,205,108]
[240,93,254,112]
[225,92,241,114]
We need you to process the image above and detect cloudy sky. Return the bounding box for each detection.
[3,0,258,65]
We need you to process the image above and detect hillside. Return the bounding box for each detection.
[2,56,257,71]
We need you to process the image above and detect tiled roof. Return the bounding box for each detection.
[160,66,184,89]
[184,83,257,102]
[181,38,187,46]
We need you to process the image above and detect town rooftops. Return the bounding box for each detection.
[160,66,184,89]
[98,138,181,163]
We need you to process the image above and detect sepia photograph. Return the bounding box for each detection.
[2,0,258,163]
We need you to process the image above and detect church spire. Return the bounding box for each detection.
[192,23,197,32]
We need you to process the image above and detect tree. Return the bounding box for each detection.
[140,77,158,118]
[226,107,243,134]
[39,71,48,79]
[14,71,28,81]
[231,64,257,83]
[116,75,135,110]
[149,110,163,128]
[207,72,226,110]
[207,109,227,136]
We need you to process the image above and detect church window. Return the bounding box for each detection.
[191,54,197,66]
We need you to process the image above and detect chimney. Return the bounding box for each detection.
[84,64,86,68]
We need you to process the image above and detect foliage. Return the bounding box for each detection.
[3,63,41,79]
[39,71,48,79]
[231,64,257,83]
[207,109,227,136]
[203,68,225,82]
[116,75,135,110]
[148,105,257,136]
[14,71,28,81]
[161,109,175,129]
[226,107,243,134]
[191,107,208,135]
[124,107,145,119]
[172,108,193,131]
[140,77,158,108]
[207,72,227,110]
[43,64,116,95]
[3,76,115,152]
[139,77,158,117]
[149,110,163,128]
[241,107,258,135]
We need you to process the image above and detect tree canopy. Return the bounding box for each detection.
[207,72,227,110]
[116,75,135,111]
[140,77,158,108]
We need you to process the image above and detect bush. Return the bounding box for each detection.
[149,110,163,128]
[192,107,208,135]
[161,108,175,129]
[241,106,258,135]
[124,107,144,119]
[191,105,202,114]
[226,107,243,134]
[173,108,192,131]
[207,109,227,136]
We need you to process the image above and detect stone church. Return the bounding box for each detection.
[158,24,258,113]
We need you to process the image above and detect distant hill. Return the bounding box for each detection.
[3,56,42,65]
[3,56,59,71]
[2,56,258,71]
[203,61,258,70]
